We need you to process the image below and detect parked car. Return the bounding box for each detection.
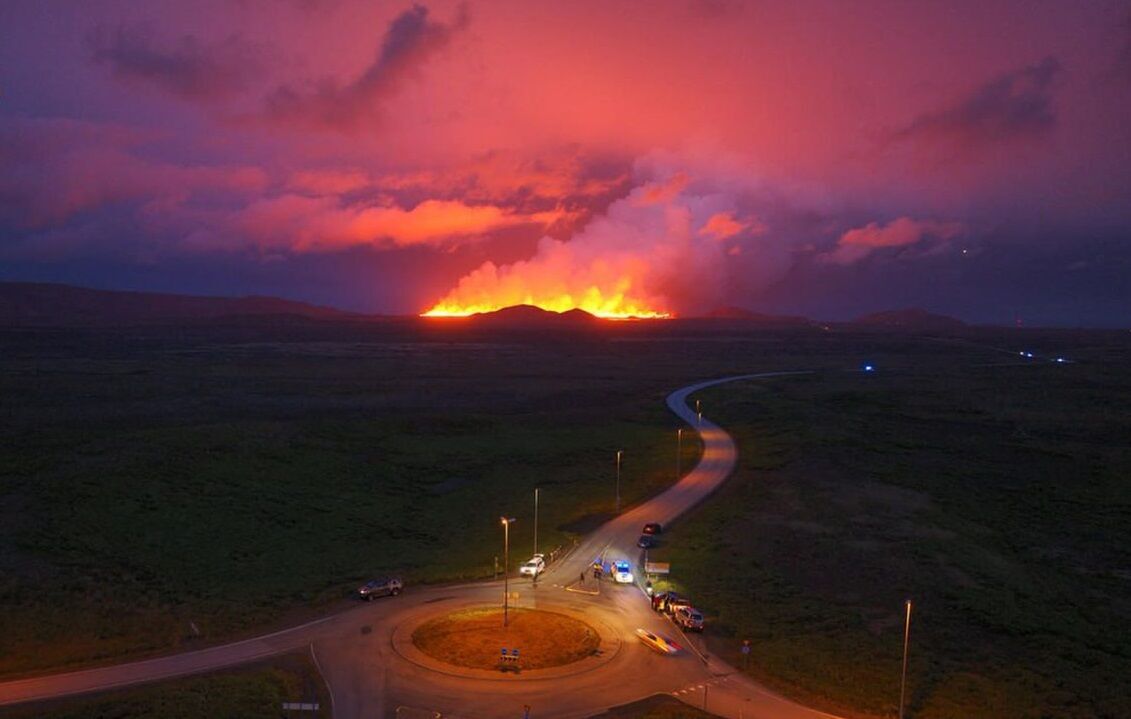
[613,560,634,584]
[674,606,705,632]
[637,534,656,548]
[519,554,545,577]
[635,628,681,654]
[642,522,663,535]
[664,595,693,616]
[652,591,680,612]
[357,576,403,600]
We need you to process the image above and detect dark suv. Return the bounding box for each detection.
[357,576,403,600]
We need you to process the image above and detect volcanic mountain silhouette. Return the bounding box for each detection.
[469,304,600,326]
[703,306,811,326]
[0,282,360,326]
[852,307,967,331]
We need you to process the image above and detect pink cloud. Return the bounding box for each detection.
[235,195,564,252]
[287,168,372,196]
[822,217,965,264]
[699,211,749,239]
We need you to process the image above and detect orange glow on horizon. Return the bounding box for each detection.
[421,242,674,320]
[421,295,672,320]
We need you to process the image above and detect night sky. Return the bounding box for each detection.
[2,1,1129,325]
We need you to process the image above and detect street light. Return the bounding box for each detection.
[615,450,623,512]
[501,517,517,627]
[533,488,539,556]
[676,428,683,480]
[899,599,912,719]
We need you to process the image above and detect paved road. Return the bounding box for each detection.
[0,371,841,719]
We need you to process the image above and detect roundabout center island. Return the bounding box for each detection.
[411,607,601,671]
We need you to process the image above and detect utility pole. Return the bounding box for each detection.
[534,488,539,556]
[899,599,913,719]
[677,428,683,479]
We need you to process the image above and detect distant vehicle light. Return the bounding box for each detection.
[863,364,875,372]
[1054,357,1068,363]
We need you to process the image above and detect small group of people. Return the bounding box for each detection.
[583,558,605,582]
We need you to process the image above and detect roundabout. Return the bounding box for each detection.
[396,604,619,680]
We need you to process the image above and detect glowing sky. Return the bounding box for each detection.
[2,1,1130,324]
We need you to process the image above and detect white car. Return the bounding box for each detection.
[519,554,545,577]
[613,560,633,584]
[635,628,681,654]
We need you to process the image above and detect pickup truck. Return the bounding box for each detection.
[674,606,705,632]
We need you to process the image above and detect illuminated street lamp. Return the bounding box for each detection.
[899,599,912,719]
[501,516,517,627]
[615,450,623,512]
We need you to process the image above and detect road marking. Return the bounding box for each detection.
[308,643,335,719]
[564,583,599,595]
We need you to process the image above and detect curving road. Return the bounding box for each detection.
[0,371,842,719]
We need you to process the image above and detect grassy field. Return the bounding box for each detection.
[0,322,726,675]
[412,607,599,669]
[654,338,1131,718]
[2,317,1126,719]
[0,653,327,719]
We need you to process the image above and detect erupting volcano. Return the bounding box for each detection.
[423,293,671,319]
[421,237,674,319]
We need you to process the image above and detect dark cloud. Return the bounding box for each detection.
[265,3,468,131]
[892,56,1062,148]
[89,25,262,102]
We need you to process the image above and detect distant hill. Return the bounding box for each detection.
[852,307,967,331]
[466,304,601,327]
[0,282,359,327]
[702,306,812,326]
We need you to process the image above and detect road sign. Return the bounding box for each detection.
[644,561,670,575]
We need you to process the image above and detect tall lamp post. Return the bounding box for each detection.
[899,599,913,719]
[615,450,623,512]
[501,517,517,627]
[533,488,539,556]
[676,428,683,479]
